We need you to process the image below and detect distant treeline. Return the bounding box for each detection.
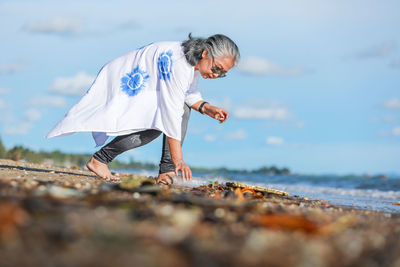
[0,138,290,175]
[0,138,156,170]
[191,166,290,175]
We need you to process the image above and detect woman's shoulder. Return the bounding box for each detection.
[151,41,182,49]
[140,41,181,53]
[150,42,194,85]
[151,41,191,69]
[151,42,185,59]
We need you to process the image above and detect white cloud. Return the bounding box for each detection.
[393,126,400,136]
[208,97,232,110]
[378,126,400,137]
[377,130,390,137]
[0,88,10,94]
[2,108,41,135]
[294,121,305,128]
[23,17,83,35]
[187,124,207,134]
[371,115,396,123]
[225,129,247,141]
[118,20,141,30]
[356,41,397,59]
[0,99,6,109]
[238,56,307,76]
[204,134,216,142]
[233,106,291,120]
[233,100,293,120]
[28,95,66,108]
[24,108,41,121]
[266,136,284,146]
[0,62,26,74]
[389,59,400,68]
[4,121,33,135]
[382,98,400,110]
[48,72,95,96]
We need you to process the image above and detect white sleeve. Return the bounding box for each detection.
[184,71,203,107]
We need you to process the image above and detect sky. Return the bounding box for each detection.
[0,0,399,175]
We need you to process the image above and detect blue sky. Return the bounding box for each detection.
[0,0,399,175]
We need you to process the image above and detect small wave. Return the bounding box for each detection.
[253,182,400,200]
[251,182,400,213]
[115,170,400,212]
[173,175,230,187]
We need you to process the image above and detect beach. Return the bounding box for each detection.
[1,159,400,267]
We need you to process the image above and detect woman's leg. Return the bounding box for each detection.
[158,104,191,183]
[87,129,162,179]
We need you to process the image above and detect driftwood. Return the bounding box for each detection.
[226,181,289,196]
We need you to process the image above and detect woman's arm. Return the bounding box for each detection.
[167,137,192,180]
[191,101,229,123]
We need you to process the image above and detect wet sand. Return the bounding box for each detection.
[0,159,399,267]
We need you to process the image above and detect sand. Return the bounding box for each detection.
[1,159,400,267]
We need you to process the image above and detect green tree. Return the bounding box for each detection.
[0,137,6,158]
[281,167,291,175]
[269,166,279,175]
[7,146,22,161]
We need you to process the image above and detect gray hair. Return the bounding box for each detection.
[182,33,240,66]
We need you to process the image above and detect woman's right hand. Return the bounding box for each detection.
[174,159,192,180]
[167,137,192,181]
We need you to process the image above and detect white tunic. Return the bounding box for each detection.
[47,42,203,146]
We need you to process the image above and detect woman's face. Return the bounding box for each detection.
[195,50,235,79]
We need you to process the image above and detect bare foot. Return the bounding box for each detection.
[86,157,119,181]
[156,172,175,185]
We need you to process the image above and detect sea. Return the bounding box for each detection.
[119,169,400,214]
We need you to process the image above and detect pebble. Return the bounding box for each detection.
[83,183,91,191]
[99,183,113,192]
[1,161,399,267]
[134,185,163,194]
[214,208,225,218]
[94,206,108,218]
[90,189,99,194]
[159,204,174,217]
[171,209,201,230]
[244,230,275,253]
[157,209,202,244]
[34,185,48,196]
[74,183,82,189]
[48,185,84,198]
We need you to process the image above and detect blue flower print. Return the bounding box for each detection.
[157,50,173,80]
[121,66,150,97]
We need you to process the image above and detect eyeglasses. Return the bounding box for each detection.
[211,56,227,78]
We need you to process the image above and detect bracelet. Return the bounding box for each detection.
[198,101,208,114]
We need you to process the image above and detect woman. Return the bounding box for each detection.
[47,34,240,183]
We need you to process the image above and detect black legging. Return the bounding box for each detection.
[93,104,191,174]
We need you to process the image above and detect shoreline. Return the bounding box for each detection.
[1,159,399,266]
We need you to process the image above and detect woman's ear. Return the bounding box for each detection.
[201,49,208,59]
